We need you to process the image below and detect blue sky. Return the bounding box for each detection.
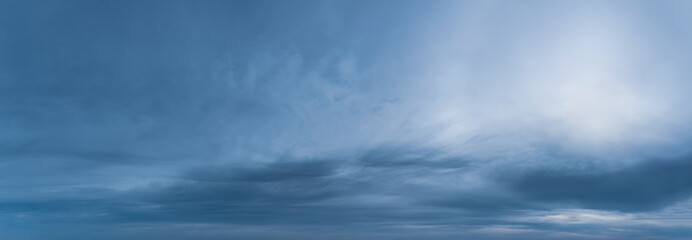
[2,0,692,239]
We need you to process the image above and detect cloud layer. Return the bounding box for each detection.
[2,0,692,239]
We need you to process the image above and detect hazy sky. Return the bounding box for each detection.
[2,0,692,239]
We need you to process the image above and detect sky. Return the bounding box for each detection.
[2,0,692,239]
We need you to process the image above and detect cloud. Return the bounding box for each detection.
[505,155,692,212]
[129,147,477,224]
[2,1,692,239]
[3,145,692,239]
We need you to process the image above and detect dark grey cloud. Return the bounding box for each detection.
[357,146,469,169]
[3,145,692,239]
[9,148,692,226]
[505,155,692,212]
[131,148,474,224]
[187,159,340,183]
[0,147,479,224]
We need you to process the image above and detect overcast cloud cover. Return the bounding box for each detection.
[2,0,692,239]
